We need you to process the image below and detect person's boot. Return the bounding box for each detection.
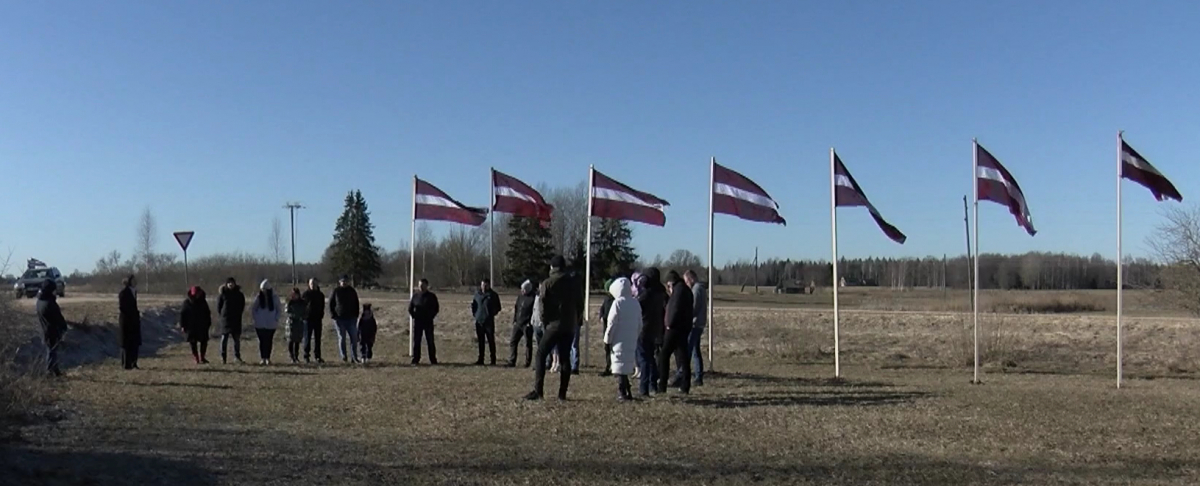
[193,354,201,364]
[523,391,542,401]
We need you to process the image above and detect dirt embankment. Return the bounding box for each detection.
[12,306,185,370]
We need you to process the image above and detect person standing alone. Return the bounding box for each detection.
[180,286,213,365]
[301,278,325,363]
[657,271,694,394]
[37,280,67,377]
[217,277,246,364]
[524,256,581,401]
[408,279,439,365]
[506,280,537,368]
[118,274,141,370]
[471,278,501,366]
[251,280,281,365]
[329,275,361,363]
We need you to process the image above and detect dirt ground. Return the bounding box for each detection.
[3,290,1200,485]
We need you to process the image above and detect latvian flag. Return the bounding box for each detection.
[834,153,905,243]
[976,143,1036,236]
[1121,136,1182,202]
[712,162,786,225]
[492,169,554,221]
[591,169,670,226]
[415,177,488,226]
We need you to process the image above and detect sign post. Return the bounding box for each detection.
[173,231,195,289]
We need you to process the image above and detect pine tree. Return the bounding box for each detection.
[502,216,555,287]
[327,190,383,287]
[589,219,638,287]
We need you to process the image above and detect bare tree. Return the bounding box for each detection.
[544,181,588,255]
[440,226,486,286]
[1148,205,1200,315]
[136,207,158,292]
[269,216,285,264]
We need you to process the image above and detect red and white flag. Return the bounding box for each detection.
[591,169,670,226]
[712,162,785,225]
[976,143,1036,236]
[834,153,905,243]
[415,177,488,226]
[492,169,554,220]
[1121,136,1182,202]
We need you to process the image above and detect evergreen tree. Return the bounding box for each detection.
[589,219,638,287]
[502,216,555,287]
[327,190,383,286]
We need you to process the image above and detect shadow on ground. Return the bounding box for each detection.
[0,447,220,486]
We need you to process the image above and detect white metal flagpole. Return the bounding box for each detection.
[409,175,418,357]
[489,167,495,286]
[831,148,841,378]
[972,139,981,384]
[584,165,595,369]
[1116,130,1124,389]
[707,157,716,373]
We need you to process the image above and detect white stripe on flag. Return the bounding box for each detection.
[593,187,664,209]
[834,174,854,189]
[1122,152,1158,174]
[713,182,778,209]
[976,166,1008,185]
[416,194,462,209]
[495,186,539,203]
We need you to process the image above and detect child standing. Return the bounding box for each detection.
[604,277,642,401]
[284,288,306,364]
[358,304,377,363]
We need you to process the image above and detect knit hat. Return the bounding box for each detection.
[260,279,272,291]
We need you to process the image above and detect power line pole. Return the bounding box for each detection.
[284,202,305,286]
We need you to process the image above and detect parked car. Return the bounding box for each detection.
[13,267,66,298]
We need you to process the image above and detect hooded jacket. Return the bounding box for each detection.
[513,283,536,328]
[37,281,68,340]
[329,285,360,320]
[598,279,616,326]
[217,284,246,334]
[180,288,213,342]
[637,268,667,343]
[666,280,695,333]
[118,284,141,347]
[471,287,502,325]
[539,268,581,328]
[251,282,281,330]
[409,290,440,324]
[603,278,642,375]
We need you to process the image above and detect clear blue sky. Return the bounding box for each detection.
[3,1,1198,274]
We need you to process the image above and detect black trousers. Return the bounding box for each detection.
[256,328,276,360]
[475,321,496,364]
[412,320,437,364]
[122,346,139,369]
[303,319,322,360]
[657,328,691,393]
[532,322,575,399]
[508,323,533,366]
[189,340,209,359]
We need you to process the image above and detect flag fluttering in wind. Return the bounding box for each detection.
[415,178,488,226]
[975,143,1036,236]
[712,162,786,225]
[1121,137,1182,202]
[492,169,554,220]
[834,153,905,244]
[590,169,670,226]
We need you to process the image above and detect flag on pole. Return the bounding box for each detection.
[1121,137,1182,202]
[712,162,786,225]
[492,169,555,220]
[834,153,905,244]
[591,169,670,226]
[975,143,1036,236]
[415,178,488,226]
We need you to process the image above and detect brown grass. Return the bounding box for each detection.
[3,291,1200,485]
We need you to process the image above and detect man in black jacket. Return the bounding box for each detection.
[217,277,246,364]
[37,280,68,377]
[408,278,439,365]
[301,278,326,363]
[636,267,667,396]
[471,278,502,365]
[657,270,695,394]
[525,255,581,401]
[118,275,141,370]
[506,280,537,368]
[328,275,361,363]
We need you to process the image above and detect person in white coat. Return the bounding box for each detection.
[604,278,642,401]
[251,279,282,365]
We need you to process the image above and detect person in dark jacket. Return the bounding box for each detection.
[657,271,695,394]
[635,268,667,396]
[597,278,616,377]
[357,304,377,363]
[37,280,68,377]
[470,278,502,366]
[217,277,246,364]
[408,278,439,365]
[118,274,141,370]
[328,275,361,363]
[525,255,581,401]
[301,278,325,363]
[506,280,537,367]
[180,286,213,365]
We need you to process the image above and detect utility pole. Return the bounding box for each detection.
[284,202,305,286]
[753,246,759,294]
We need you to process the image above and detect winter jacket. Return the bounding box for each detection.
[409,291,440,324]
[217,285,246,334]
[37,289,68,341]
[604,278,642,375]
[691,281,708,330]
[285,299,306,342]
[513,290,536,328]
[358,314,377,343]
[179,294,213,342]
[118,285,141,347]
[251,291,282,330]
[531,294,543,330]
[598,294,615,326]
[329,286,360,320]
[666,281,695,333]
[539,269,581,327]
[637,268,667,343]
[301,288,326,322]
[471,288,502,325]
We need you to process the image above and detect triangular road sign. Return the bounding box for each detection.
[173,231,195,252]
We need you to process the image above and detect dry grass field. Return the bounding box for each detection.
[3,288,1200,485]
